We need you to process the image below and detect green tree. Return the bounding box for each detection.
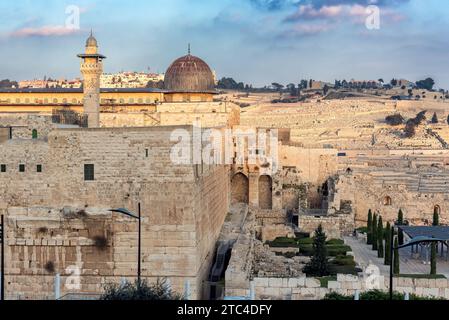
[372,214,378,251]
[384,222,391,265]
[397,209,404,245]
[397,209,404,225]
[100,279,183,300]
[430,243,437,275]
[416,78,435,91]
[367,210,373,245]
[377,216,384,258]
[393,237,400,275]
[303,224,330,277]
[433,208,439,226]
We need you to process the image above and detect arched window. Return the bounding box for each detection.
[383,196,392,206]
[32,129,38,139]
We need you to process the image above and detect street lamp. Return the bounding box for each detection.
[389,226,444,300]
[110,203,142,287]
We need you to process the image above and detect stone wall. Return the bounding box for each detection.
[237,275,449,300]
[0,125,230,299]
[298,214,355,239]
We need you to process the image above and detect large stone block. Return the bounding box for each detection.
[305,278,320,288]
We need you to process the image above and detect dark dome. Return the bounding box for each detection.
[164,54,215,92]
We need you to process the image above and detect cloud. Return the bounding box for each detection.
[10,25,81,38]
[285,3,405,24]
[280,22,333,37]
[249,0,299,11]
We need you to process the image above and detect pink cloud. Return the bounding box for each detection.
[286,3,406,25]
[287,4,344,20]
[282,22,333,37]
[10,25,81,38]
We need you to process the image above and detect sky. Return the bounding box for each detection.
[0,0,448,89]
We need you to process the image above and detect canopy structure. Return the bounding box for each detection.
[399,226,449,241]
[399,226,449,261]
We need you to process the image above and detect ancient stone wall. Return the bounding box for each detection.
[0,125,230,299]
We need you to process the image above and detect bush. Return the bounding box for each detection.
[318,276,337,288]
[328,265,359,275]
[323,292,353,300]
[295,232,310,239]
[385,114,404,126]
[360,290,404,300]
[326,239,344,245]
[327,245,352,256]
[356,226,368,234]
[297,237,314,245]
[333,255,356,267]
[267,237,298,248]
[101,279,183,300]
[300,244,351,257]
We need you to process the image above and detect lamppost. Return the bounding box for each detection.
[389,226,444,300]
[110,203,142,287]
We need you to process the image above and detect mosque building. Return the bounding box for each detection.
[0,33,217,116]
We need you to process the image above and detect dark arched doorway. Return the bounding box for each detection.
[259,175,273,209]
[231,173,249,205]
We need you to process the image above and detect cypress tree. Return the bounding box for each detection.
[377,217,384,258]
[397,209,404,245]
[384,222,391,265]
[433,209,439,226]
[303,224,329,277]
[430,242,437,275]
[398,229,404,246]
[372,214,378,251]
[367,210,373,245]
[393,237,400,275]
[397,209,404,225]
[431,112,438,124]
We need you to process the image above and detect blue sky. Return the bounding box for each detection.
[0,0,448,89]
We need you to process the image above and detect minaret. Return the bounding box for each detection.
[77,31,106,128]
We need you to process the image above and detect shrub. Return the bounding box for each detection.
[323,292,353,300]
[326,239,344,245]
[404,120,416,138]
[295,232,310,239]
[297,237,314,245]
[101,279,183,300]
[38,227,48,233]
[44,261,55,273]
[327,245,352,256]
[385,114,404,126]
[318,276,337,288]
[333,255,356,267]
[93,235,109,251]
[356,226,368,234]
[360,290,403,300]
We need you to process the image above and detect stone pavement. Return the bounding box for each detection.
[344,236,449,278]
